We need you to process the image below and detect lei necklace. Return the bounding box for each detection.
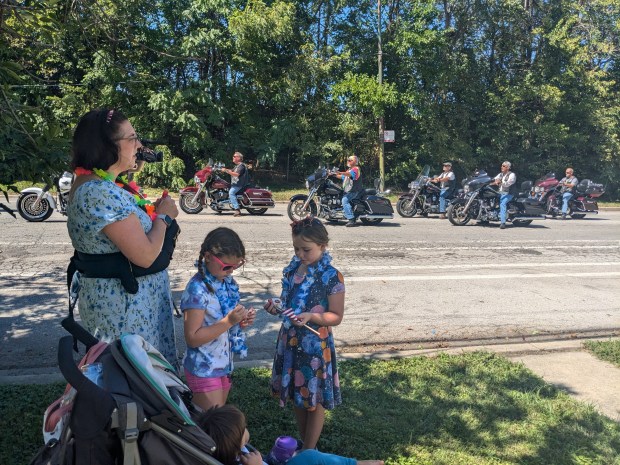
[74,167,157,221]
[279,251,334,330]
[201,264,248,358]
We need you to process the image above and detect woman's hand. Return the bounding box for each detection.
[227,304,248,326]
[154,195,178,219]
[239,450,263,465]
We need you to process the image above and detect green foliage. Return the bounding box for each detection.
[1,0,619,197]
[134,146,187,190]
[584,339,620,368]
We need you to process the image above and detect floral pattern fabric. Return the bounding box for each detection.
[67,180,177,363]
[180,273,235,378]
[270,261,344,410]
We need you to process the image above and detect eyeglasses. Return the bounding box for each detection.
[116,134,141,145]
[210,254,245,272]
[347,158,355,162]
[291,216,321,232]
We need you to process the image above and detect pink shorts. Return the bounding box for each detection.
[184,370,232,393]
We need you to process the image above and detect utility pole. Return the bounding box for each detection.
[377,0,385,192]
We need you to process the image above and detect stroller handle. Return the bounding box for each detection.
[58,336,105,396]
[61,316,99,350]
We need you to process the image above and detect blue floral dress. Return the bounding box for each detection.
[67,180,177,363]
[270,265,344,410]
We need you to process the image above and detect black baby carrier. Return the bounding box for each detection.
[29,321,222,465]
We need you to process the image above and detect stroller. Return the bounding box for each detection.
[30,320,223,465]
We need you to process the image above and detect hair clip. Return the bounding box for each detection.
[106,110,114,123]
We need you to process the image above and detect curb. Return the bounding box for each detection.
[0,337,603,386]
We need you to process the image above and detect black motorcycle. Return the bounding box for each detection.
[446,169,546,226]
[396,165,456,217]
[287,164,394,224]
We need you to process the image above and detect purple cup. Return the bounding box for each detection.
[268,436,298,464]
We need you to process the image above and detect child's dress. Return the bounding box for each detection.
[270,262,344,410]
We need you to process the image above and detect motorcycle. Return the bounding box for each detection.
[179,159,275,215]
[287,164,394,224]
[17,171,73,222]
[396,165,456,217]
[532,172,604,219]
[446,169,546,226]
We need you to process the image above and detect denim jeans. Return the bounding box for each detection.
[342,192,356,220]
[439,188,450,213]
[562,192,573,214]
[229,185,241,210]
[499,193,513,224]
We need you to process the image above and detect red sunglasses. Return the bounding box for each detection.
[210,254,245,272]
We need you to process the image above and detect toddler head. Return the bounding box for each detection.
[196,404,247,465]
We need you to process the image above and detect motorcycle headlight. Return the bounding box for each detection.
[464,185,470,193]
[194,176,201,184]
[305,180,310,189]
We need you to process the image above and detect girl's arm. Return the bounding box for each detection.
[184,305,248,348]
[296,292,345,327]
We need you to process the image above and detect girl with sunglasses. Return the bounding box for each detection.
[264,217,345,450]
[181,227,256,411]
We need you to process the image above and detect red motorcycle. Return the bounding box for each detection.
[532,172,604,219]
[179,159,275,215]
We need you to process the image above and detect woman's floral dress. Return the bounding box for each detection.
[67,180,177,362]
[270,266,344,410]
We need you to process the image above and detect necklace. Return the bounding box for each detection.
[74,167,157,221]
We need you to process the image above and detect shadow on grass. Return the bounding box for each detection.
[231,352,620,465]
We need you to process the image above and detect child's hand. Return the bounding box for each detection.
[291,312,312,326]
[239,450,263,465]
[228,304,248,325]
[239,307,256,328]
[263,299,278,315]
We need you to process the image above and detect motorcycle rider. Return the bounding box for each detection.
[559,167,578,220]
[431,162,456,219]
[492,161,517,229]
[222,151,249,217]
[334,154,362,227]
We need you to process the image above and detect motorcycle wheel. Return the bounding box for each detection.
[360,218,383,225]
[396,198,419,218]
[546,199,557,217]
[512,220,533,226]
[571,213,586,219]
[246,208,268,215]
[179,193,204,214]
[17,193,53,222]
[447,203,471,226]
[287,197,317,221]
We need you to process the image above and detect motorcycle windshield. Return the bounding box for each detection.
[416,165,430,183]
[535,172,556,183]
[462,170,492,189]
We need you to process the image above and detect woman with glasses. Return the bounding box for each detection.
[181,227,256,411]
[67,108,179,363]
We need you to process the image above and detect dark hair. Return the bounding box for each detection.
[197,227,246,282]
[291,216,329,246]
[196,405,246,465]
[71,108,127,170]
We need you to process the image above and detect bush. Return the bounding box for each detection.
[135,146,186,191]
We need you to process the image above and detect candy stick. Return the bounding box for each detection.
[161,189,169,198]
[268,299,321,337]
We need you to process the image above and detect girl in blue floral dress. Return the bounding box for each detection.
[181,227,256,411]
[266,217,345,450]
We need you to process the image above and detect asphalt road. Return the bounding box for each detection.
[1,200,619,378]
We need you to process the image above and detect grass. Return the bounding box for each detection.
[584,339,620,368]
[2,352,620,465]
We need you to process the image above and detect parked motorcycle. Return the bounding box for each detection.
[287,164,394,224]
[532,172,604,219]
[17,172,73,222]
[446,169,546,226]
[179,159,275,215]
[396,165,456,217]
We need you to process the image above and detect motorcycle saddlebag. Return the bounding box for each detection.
[573,199,598,212]
[241,188,275,207]
[362,196,394,215]
[515,198,546,215]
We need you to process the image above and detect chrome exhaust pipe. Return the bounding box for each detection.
[358,214,394,219]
